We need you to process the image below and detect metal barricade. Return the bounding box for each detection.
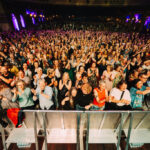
[0,110,150,150]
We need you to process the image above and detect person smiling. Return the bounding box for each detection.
[130,79,150,110]
[106,80,132,110]
[12,80,35,127]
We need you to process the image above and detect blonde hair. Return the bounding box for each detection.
[16,80,26,90]
[47,68,54,76]
[99,80,105,86]
[37,67,42,73]
[62,72,70,81]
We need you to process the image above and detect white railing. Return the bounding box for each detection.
[0,110,150,150]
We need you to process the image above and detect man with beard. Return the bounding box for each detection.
[0,66,14,88]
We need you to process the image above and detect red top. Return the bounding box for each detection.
[93,88,105,107]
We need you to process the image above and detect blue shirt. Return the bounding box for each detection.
[36,86,53,110]
[130,86,146,108]
[12,88,34,108]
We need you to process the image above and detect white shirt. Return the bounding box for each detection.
[33,74,47,88]
[24,69,32,79]
[36,86,53,110]
[55,68,61,78]
[110,88,131,106]
[142,65,150,70]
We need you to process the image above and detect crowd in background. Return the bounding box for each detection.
[0,27,150,126]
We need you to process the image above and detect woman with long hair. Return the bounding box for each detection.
[76,83,93,111]
[87,62,99,88]
[61,87,77,110]
[12,80,34,127]
[45,68,58,109]
[59,72,72,104]
[101,65,114,92]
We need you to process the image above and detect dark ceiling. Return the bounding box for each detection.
[2,0,150,17]
[4,0,150,6]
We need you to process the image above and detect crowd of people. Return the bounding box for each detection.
[0,28,150,126]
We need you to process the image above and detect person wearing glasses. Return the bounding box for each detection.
[33,79,54,110]
[12,80,34,127]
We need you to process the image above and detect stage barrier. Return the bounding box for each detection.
[0,110,150,150]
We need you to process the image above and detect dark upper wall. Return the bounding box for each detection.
[4,0,150,6]
[0,1,12,31]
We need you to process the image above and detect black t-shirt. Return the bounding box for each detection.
[45,76,53,86]
[76,89,93,107]
[127,80,135,90]
[98,64,106,77]
[85,62,92,71]
[130,63,137,72]
[62,96,78,110]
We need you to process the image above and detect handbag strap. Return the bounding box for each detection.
[120,91,125,100]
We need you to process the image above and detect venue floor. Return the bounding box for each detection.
[0,136,150,150]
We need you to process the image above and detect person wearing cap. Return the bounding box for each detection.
[130,79,150,110]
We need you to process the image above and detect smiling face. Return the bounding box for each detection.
[133,71,139,78]
[18,71,25,79]
[107,65,111,72]
[99,83,106,91]
[136,81,143,89]
[23,63,28,70]
[91,63,96,68]
[37,68,43,76]
[119,83,127,91]
[63,72,69,81]
[1,67,8,75]
[82,76,88,84]
[71,89,77,97]
[76,72,82,80]
[34,62,39,68]
[139,74,148,83]
[17,81,25,91]
[79,66,85,73]
[39,80,46,91]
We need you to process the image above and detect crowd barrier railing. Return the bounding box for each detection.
[0,110,150,150]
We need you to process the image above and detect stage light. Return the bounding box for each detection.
[144,16,150,29]
[126,16,130,23]
[135,14,140,23]
[11,13,20,31]
[26,9,30,15]
[20,14,25,28]
[144,20,148,26]
[32,17,35,24]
